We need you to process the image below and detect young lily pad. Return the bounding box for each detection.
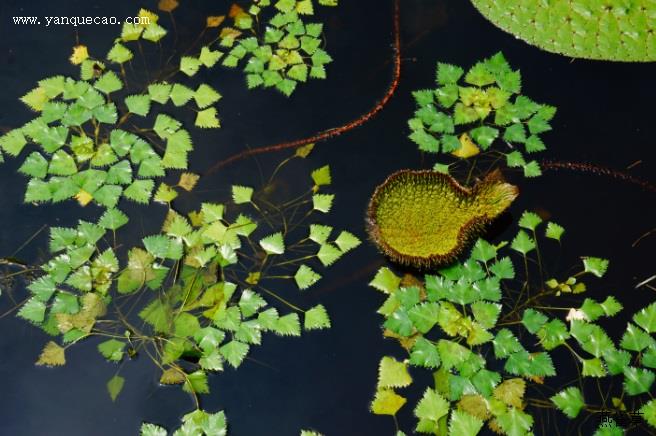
[367,169,518,268]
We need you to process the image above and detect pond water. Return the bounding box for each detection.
[0,0,655,435]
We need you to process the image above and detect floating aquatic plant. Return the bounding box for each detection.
[141,409,227,436]
[0,11,221,208]
[368,212,656,435]
[140,412,324,436]
[0,3,347,433]
[179,0,338,96]
[367,169,518,268]
[470,0,656,62]
[19,159,360,407]
[407,52,556,178]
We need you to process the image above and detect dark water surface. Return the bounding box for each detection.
[0,1,655,435]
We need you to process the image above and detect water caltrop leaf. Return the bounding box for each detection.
[98,208,129,230]
[124,179,154,204]
[312,194,334,213]
[70,45,89,64]
[148,83,172,104]
[259,232,285,255]
[107,375,125,401]
[334,231,360,252]
[369,267,401,294]
[178,172,200,192]
[511,230,535,255]
[0,130,28,156]
[437,63,464,85]
[107,43,133,63]
[620,323,653,352]
[48,150,78,176]
[371,389,406,416]
[415,388,449,422]
[641,399,656,428]
[170,84,194,106]
[315,243,341,266]
[409,337,440,369]
[206,16,225,28]
[143,24,167,42]
[583,257,609,278]
[94,71,123,94]
[238,289,266,318]
[183,370,210,394]
[219,341,249,368]
[154,114,181,139]
[19,152,48,179]
[311,165,331,186]
[125,95,151,116]
[98,339,126,362]
[623,367,655,396]
[378,356,412,388]
[194,84,222,108]
[39,75,65,98]
[294,264,321,290]
[21,86,49,111]
[633,302,656,333]
[521,308,547,334]
[274,313,301,337]
[582,357,607,378]
[140,423,167,436]
[518,211,542,231]
[493,378,525,409]
[118,248,155,294]
[304,304,331,330]
[94,185,122,208]
[36,341,66,366]
[154,183,178,204]
[232,185,253,204]
[159,368,186,385]
[448,410,483,436]
[551,387,584,418]
[18,298,47,323]
[295,143,314,158]
[195,107,221,128]
[180,56,202,76]
[495,407,534,436]
[308,224,333,244]
[200,46,223,67]
[545,222,565,241]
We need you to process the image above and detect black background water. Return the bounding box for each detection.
[0,1,654,435]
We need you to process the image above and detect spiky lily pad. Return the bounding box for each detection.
[367,169,518,268]
[470,0,656,62]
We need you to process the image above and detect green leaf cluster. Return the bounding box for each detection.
[216,1,333,96]
[407,52,555,177]
[366,212,645,435]
[19,220,115,344]
[16,161,355,407]
[141,409,227,436]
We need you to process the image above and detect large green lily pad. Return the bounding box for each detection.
[470,0,656,62]
[367,170,518,268]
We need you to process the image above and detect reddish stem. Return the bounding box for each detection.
[541,160,656,193]
[204,0,402,175]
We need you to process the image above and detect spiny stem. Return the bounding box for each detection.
[541,160,656,193]
[203,0,403,174]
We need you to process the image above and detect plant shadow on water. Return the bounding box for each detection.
[0,0,654,435]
